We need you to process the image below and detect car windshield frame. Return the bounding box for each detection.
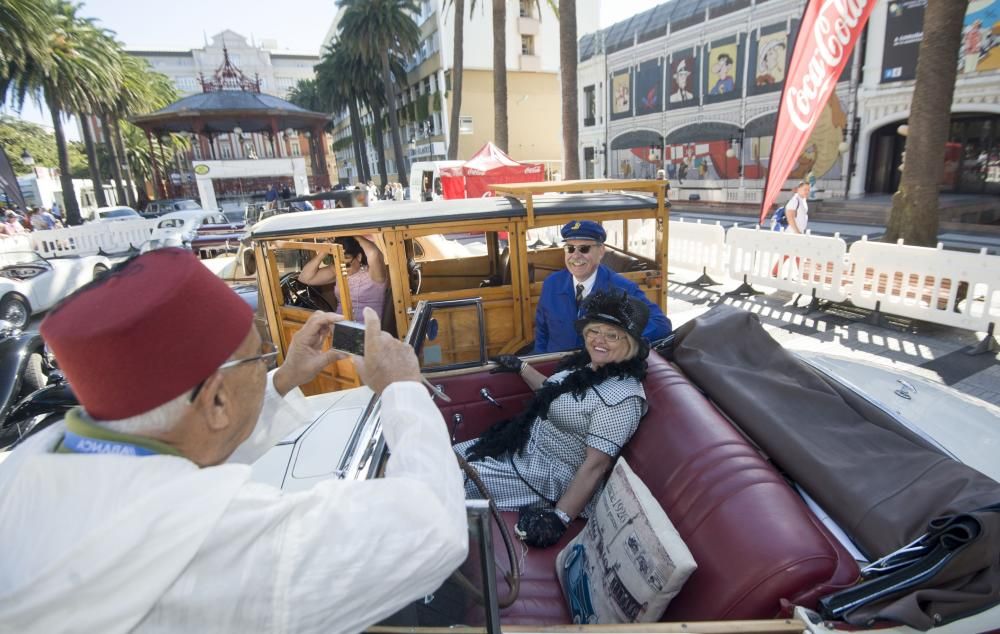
[100,209,139,219]
[0,251,46,267]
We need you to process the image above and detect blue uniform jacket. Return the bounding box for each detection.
[533,265,672,353]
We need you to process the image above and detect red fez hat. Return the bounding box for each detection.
[40,248,254,420]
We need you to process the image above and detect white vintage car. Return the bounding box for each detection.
[0,251,111,328]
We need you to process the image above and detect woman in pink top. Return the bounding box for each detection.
[298,235,388,320]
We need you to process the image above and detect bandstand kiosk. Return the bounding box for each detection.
[131,49,333,211]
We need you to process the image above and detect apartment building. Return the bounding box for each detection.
[327,0,599,185]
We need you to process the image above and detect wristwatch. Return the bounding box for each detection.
[553,508,572,526]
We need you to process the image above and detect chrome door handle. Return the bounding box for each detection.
[479,388,502,408]
[450,413,463,442]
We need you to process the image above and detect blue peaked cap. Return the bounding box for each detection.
[560,220,606,243]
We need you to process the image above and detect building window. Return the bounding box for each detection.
[175,76,198,92]
[521,35,534,56]
[459,116,473,135]
[290,141,301,157]
[219,142,233,160]
[584,86,596,127]
[519,0,532,18]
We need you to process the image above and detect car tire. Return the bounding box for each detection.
[20,352,47,398]
[93,263,109,280]
[0,294,30,329]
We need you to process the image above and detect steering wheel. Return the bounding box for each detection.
[279,272,335,312]
[408,259,423,295]
[453,454,521,609]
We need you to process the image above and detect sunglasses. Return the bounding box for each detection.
[564,244,598,254]
[190,341,278,402]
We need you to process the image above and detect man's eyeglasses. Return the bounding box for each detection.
[190,341,278,402]
[583,326,625,342]
[216,341,279,371]
[564,244,597,254]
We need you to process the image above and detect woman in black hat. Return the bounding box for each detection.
[454,289,649,547]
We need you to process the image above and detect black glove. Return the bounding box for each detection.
[490,354,525,374]
[515,507,567,548]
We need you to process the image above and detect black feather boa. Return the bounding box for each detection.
[465,351,648,462]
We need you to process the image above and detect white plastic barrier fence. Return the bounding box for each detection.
[847,237,1000,333]
[726,226,849,302]
[666,219,728,283]
[30,220,155,258]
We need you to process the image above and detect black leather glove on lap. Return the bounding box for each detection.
[490,354,525,374]
[514,507,567,548]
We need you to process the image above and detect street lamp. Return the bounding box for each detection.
[20,149,34,166]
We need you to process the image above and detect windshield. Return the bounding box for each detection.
[0,251,44,267]
[176,201,200,210]
[101,209,138,219]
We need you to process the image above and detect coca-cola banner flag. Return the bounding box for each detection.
[759,0,876,224]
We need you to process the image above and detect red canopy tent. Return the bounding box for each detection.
[439,142,545,199]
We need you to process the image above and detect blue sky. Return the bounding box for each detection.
[2,0,660,140]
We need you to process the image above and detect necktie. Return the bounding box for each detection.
[575,284,584,305]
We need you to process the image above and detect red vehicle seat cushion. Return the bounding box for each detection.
[450,353,860,625]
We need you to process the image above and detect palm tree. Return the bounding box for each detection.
[492,0,508,152]
[559,0,579,180]
[289,78,328,182]
[338,0,420,188]
[489,0,554,156]
[0,0,54,81]
[288,78,322,111]
[75,22,124,209]
[884,0,968,246]
[445,0,468,160]
[110,55,177,206]
[316,42,372,183]
[2,1,122,225]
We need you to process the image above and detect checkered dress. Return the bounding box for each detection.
[454,370,647,518]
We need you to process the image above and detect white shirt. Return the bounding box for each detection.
[0,376,467,633]
[786,193,809,233]
[573,269,599,299]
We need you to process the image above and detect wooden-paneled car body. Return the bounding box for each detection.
[249,180,671,395]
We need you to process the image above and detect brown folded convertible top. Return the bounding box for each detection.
[671,305,1000,627]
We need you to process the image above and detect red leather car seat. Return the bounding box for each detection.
[463,353,859,625]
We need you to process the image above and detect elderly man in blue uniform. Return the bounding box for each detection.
[533,220,671,353]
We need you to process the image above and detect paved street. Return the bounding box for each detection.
[665,264,1000,410]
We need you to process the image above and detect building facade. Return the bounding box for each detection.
[327,0,599,186]
[128,31,318,100]
[120,32,332,200]
[577,0,1000,203]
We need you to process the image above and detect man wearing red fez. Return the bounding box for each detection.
[0,248,467,632]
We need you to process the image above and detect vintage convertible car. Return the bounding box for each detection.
[0,251,111,328]
[242,182,998,633]
[249,299,1000,634]
[150,210,245,258]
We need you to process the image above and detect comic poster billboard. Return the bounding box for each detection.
[748,24,788,96]
[883,0,999,83]
[665,49,698,110]
[610,69,633,121]
[703,35,745,105]
[634,58,663,116]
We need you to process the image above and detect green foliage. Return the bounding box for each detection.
[288,78,323,113]
[431,91,442,113]
[0,114,87,175]
[416,93,430,121]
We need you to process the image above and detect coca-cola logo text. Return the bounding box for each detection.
[785,0,868,131]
